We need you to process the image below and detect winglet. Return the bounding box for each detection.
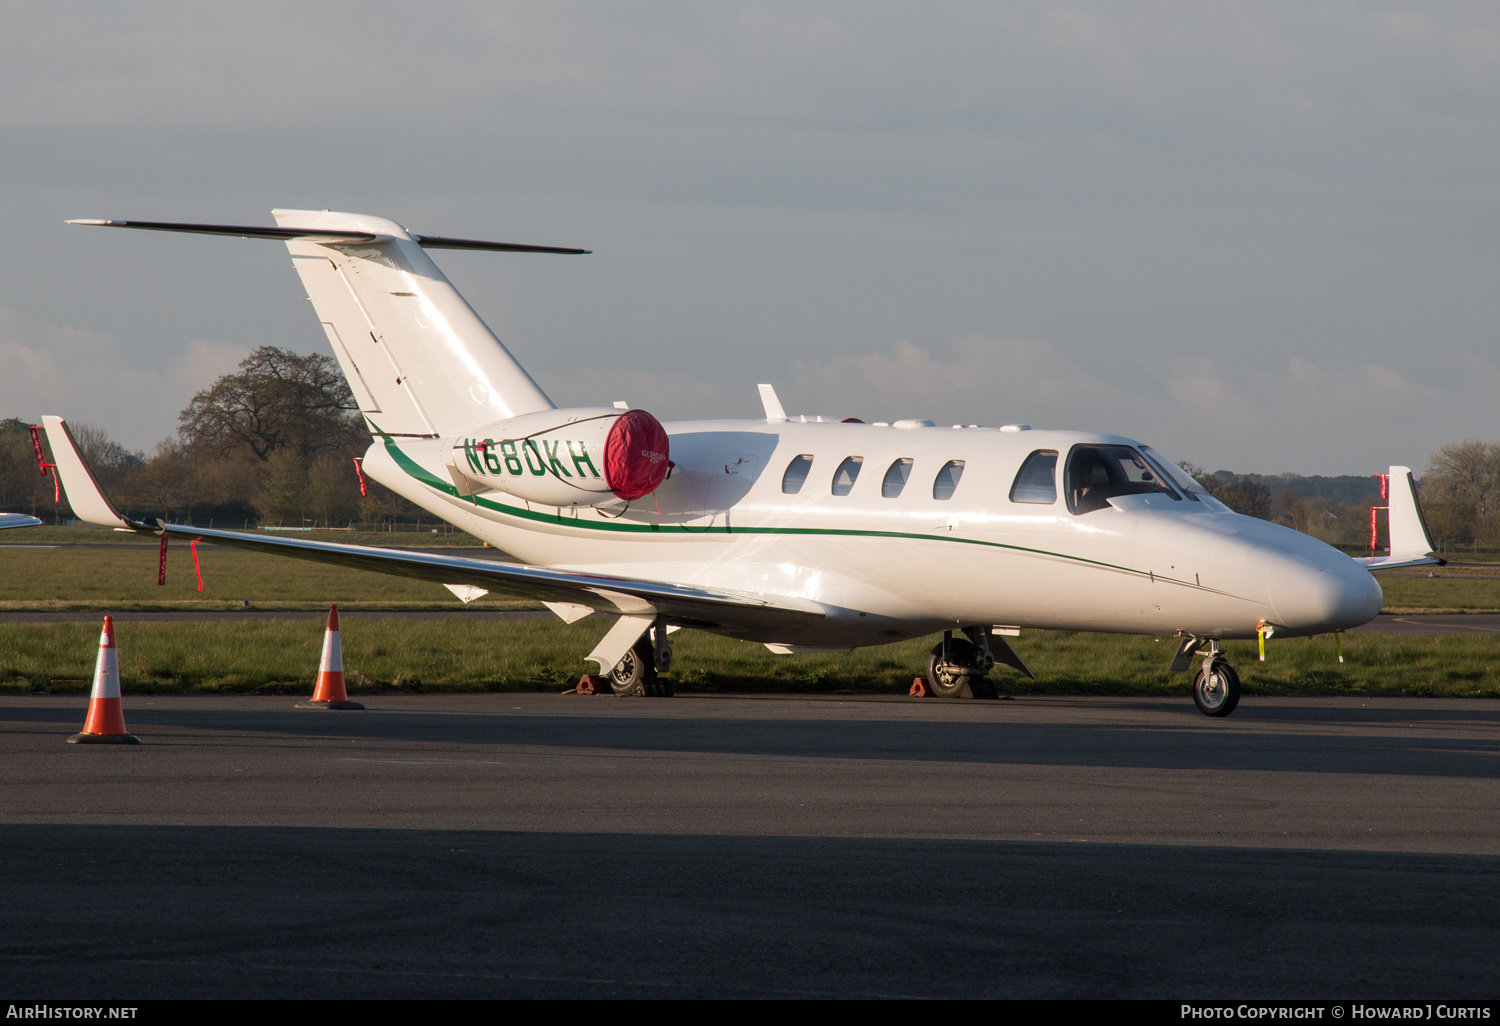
[1357,465,1445,570]
[40,417,133,529]
[758,384,787,422]
[1386,465,1443,565]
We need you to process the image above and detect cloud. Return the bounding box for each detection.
[0,309,249,450]
[784,335,1500,475]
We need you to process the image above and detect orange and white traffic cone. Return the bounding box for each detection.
[296,605,364,710]
[68,616,140,745]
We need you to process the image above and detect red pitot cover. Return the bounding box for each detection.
[603,409,671,500]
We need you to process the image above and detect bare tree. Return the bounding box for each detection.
[179,347,364,461]
[1423,441,1500,546]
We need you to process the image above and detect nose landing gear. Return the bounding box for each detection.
[1187,639,1239,717]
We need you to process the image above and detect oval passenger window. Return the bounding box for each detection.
[781,454,813,494]
[832,456,864,496]
[881,458,913,498]
[933,460,965,500]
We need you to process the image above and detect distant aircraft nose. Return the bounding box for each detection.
[1267,552,1382,634]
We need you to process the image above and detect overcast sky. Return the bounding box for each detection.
[3,2,1498,474]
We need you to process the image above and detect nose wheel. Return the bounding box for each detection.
[1193,659,1240,717]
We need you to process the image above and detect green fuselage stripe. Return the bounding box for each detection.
[383,436,1193,587]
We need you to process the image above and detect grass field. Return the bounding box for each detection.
[1374,572,1500,613]
[2,617,1496,699]
[3,524,1498,698]
[5,526,1500,612]
[0,540,528,610]
[7,524,486,547]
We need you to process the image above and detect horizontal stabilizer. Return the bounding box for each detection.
[68,219,590,253]
[67,219,382,244]
[409,234,590,254]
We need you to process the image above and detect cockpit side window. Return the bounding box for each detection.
[1065,444,1180,515]
[1009,450,1059,504]
[782,454,814,494]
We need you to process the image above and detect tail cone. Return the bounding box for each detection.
[297,605,364,710]
[68,616,140,745]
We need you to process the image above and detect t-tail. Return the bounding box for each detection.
[273,209,559,438]
[68,210,591,438]
[67,212,672,505]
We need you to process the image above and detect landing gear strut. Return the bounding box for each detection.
[1191,641,1239,717]
[609,621,674,697]
[925,628,1000,699]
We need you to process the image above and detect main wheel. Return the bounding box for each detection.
[926,638,979,698]
[1193,660,1240,717]
[609,638,656,697]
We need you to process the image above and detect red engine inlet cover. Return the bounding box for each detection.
[603,409,671,500]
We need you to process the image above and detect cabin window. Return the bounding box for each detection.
[1009,450,1059,504]
[881,458,913,498]
[1065,444,1180,515]
[831,456,864,496]
[781,454,814,494]
[932,460,965,500]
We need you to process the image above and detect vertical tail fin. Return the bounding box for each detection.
[272,209,556,437]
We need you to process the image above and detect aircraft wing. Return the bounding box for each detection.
[40,416,825,637]
[0,513,43,530]
[1355,465,1446,571]
[136,522,825,633]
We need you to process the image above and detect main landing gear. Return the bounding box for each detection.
[925,626,1033,699]
[1173,638,1240,717]
[609,622,674,697]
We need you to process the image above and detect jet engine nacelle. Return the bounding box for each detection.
[446,407,670,507]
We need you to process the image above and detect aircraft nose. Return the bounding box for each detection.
[1268,556,1382,633]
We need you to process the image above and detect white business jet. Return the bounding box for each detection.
[47,211,1442,716]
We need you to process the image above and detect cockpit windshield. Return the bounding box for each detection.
[1139,446,1211,499]
[1065,444,1180,515]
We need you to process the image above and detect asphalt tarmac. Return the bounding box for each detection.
[3,693,1497,999]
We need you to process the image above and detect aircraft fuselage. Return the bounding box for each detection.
[362,419,1383,650]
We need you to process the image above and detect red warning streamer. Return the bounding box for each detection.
[27,426,48,477]
[158,533,168,586]
[352,457,368,498]
[1369,475,1391,553]
[191,537,204,592]
[28,426,61,504]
